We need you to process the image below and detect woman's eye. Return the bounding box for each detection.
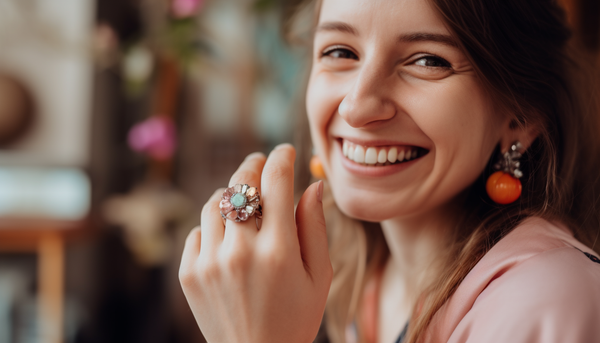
[322,47,358,60]
[414,55,451,68]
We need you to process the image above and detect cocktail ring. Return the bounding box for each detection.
[219,184,262,222]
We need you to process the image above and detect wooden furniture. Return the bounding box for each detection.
[0,220,84,343]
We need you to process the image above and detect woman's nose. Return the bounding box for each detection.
[338,63,396,128]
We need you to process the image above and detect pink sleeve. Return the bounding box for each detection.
[447,247,600,343]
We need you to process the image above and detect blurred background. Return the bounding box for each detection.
[0,0,597,342]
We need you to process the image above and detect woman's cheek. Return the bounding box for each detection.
[306,86,327,141]
[407,79,487,144]
[306,74,343,137]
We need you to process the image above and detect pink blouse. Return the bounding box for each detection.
[427,217,600,342]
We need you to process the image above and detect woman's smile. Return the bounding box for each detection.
[336,138,430,177]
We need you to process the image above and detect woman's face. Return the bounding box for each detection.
[306,0,511,221]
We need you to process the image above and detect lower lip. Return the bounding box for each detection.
[338,141,424,177]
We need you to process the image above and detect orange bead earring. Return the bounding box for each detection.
[310,155,326,180]
[486,142,523,204]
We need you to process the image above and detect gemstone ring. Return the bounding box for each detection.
[219,184,262,223]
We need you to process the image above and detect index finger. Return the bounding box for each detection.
[260,143,296,237]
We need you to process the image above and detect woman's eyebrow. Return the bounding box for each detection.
[398,32,458,47]
[315,21,358,35]
[315,23,458,48]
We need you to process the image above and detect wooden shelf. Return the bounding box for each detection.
[0,219,87,343]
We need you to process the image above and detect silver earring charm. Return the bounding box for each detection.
[494,141,523,178]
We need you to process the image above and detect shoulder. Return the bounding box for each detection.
[447,217,600,343]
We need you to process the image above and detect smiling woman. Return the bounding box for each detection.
[179,0,600,342]
[308,0,504,224]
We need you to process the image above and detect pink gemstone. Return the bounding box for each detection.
[226,210,238,221]
[219,200,234,214]
[238,209,249,221]
[233,184,243,193]
[222,188,234,200]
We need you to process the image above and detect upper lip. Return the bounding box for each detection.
[335,136,426,148]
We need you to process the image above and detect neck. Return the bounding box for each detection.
[380,201,459,302]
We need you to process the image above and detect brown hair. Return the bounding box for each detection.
[288,0,600,342]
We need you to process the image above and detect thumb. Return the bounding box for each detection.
[295,181,331,279]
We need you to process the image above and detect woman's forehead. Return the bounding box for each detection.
[317,0,448,35]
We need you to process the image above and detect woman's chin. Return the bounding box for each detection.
[333,196,398,223]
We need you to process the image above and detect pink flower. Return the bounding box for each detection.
[171,0,203,18]
[128,116,176,160]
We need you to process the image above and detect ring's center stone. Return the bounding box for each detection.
[231,193,247,208]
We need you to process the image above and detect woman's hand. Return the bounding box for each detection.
[179,144,333,343]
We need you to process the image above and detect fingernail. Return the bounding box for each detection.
[274,143,293,150]
[245,152,265,161]
[317,180,323,203]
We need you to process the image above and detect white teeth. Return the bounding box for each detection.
[342,140,423,165]
[397,149,405,162]
[365,147,378,164]
[347,144,355,159]
[409,149,417,159]
[387,147,398,163]
[377,149,387,163]
[354,145,365,163]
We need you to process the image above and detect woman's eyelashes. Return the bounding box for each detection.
[413,55,452,69]
[321,46,358,60]
[321,48,451,68]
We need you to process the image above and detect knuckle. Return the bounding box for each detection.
[221,249,252,274]
[258,245,288,271]
[178,266,195,287]
[199,259,222,281]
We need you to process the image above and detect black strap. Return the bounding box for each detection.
[583,251,600,264]
[394,321,409,343]
[574,247,600,264]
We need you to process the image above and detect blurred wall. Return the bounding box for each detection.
[0,0,94,167]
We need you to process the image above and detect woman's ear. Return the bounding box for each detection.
[499,118,540,152]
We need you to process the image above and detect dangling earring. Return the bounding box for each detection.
[486,142,523,204]
[310,155,326,179]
